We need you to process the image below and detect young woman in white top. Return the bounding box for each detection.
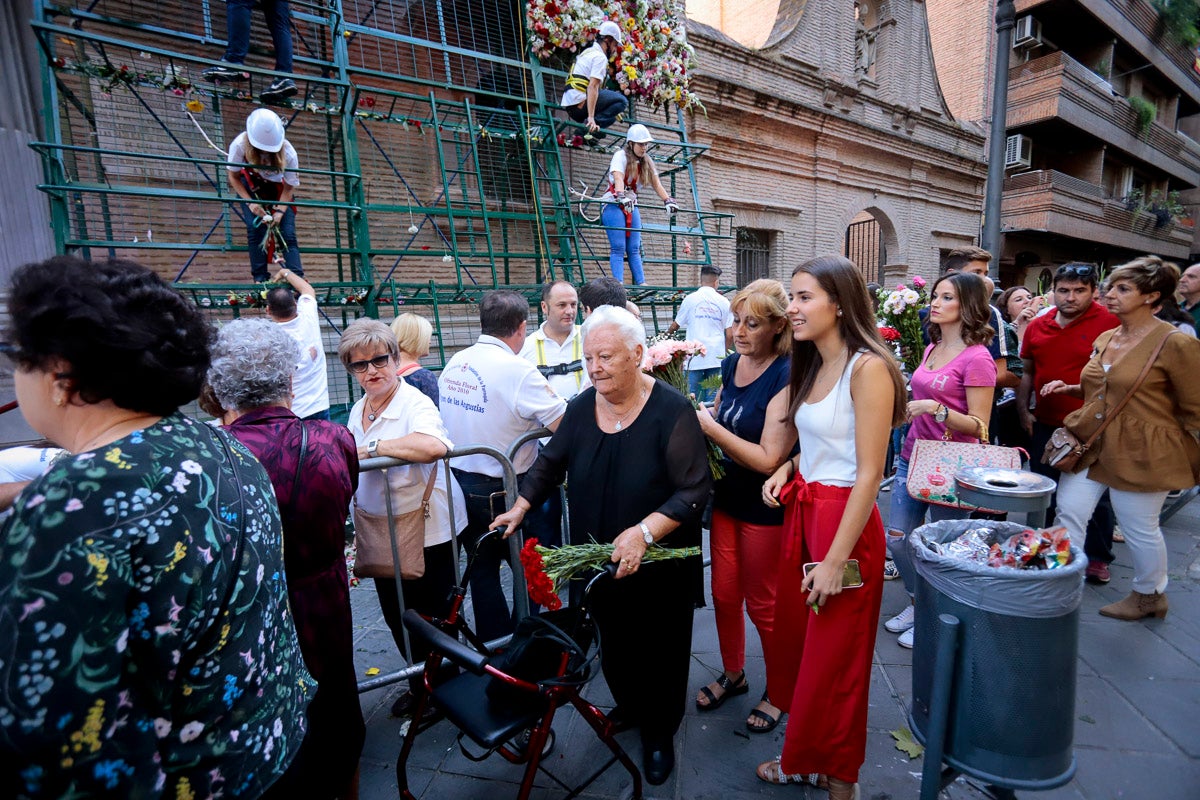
[755,255,907,799]
[601,124,677,285]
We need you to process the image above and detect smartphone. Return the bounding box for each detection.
[802,560,864,588]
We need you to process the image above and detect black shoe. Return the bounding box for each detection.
[201,62,246,82]
[642,734,674,786]
[606,705,639,733]
[260,77,297,102]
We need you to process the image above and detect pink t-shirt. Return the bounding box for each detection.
[901,343,997,460]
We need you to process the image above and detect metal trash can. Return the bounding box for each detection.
[908,519,1086,790]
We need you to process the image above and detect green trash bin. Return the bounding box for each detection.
[908,520,1086,790]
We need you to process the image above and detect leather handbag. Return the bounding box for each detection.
[907,416,1022,513]
[352,466,437,580]
[1041,330,1177,473]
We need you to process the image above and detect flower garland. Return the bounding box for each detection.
[641,335,725,479]
[875,276,928,373]
[527,0,704,112]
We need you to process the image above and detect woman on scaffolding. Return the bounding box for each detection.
[601,124,677,286]
[227,108,304,282]
[561,19,629,139]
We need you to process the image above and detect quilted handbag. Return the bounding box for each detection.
[906,416,1022,512]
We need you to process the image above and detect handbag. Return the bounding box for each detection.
[1041,330,1177,473]
[907,415,1022,512]
[352,465,437,580]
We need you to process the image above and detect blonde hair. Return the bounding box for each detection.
[1107,255,1180,301]
[730,279,791,357]
[391,313,433,358]
[245,140,286,173]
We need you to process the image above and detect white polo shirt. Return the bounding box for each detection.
[561,42,609,108]
[674,285,733,371]
[519,323,589,401]
[348,379,466,547]
[439,335,567,476]
[274,294,329,418]
[226,132,300,187]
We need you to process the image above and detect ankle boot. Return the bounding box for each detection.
[1099,590,1168,620]
[828,777,860,800]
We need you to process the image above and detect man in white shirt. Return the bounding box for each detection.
[519,281,588,401]
[439,290,566,641]
[668,265,733,403]
[560,20,628,136]
[268,264,330,420]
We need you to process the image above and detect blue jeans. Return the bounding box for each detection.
[687,367,720,404]
[246,205,302,281]
[565,90,628,129]
[886,455,970,597]
[222,0,294,72]
[601,202,643,283]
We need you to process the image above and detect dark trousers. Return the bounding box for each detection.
[222,0,294,72]
[452,469,517,643]
[1031,421,1115,563]
[374,540,456,693]
[246,205,302,281]
[301,408,330,421]
[565,90,629,129]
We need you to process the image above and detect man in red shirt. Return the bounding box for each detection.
[1018,263,1119,582]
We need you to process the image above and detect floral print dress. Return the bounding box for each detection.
[0,413,312,799]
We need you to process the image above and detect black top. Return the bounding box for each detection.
[712,353,791,525]
[520,380,711,550]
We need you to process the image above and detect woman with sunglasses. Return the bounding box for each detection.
[338,319,466,718]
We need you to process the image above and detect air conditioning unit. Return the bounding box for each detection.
[1005,134,1033,168]
[1013,15,1042,49]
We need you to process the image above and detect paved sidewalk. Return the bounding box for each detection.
[351,493,1200,799]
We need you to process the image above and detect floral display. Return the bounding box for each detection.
[875,276,928,373]
[527,0,703,112]
[642,336,724,479]
[524,537,702,595]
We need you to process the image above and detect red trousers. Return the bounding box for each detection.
[767,476,885,784]
[709,509,782,674]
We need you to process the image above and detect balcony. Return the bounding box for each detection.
[1007,51,1200,184]
[1002,169,1193,258]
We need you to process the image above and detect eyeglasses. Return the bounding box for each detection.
[1055,265,1095,280]
[346,353,392,374]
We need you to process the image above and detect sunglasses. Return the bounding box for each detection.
[1055,265,1095,280]
[346,353,392,374]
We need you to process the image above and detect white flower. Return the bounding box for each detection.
[902,289,919,304]
[171,472,190,493]
[407,224,419,234]
[179,720,204,743]
[273,718,283,738]
[181,460,203,475]
[154,718,172,738]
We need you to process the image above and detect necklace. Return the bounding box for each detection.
[926,339,965,370]
[1108,322,1156,351]
[607,386,647,431]
[366,384,398,422]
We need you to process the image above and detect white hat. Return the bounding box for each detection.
[246,108,285,153]
[598,20,623,45]
[626,124,653,144]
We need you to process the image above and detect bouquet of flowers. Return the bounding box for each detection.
[642,336,724,479]
[526,0,704,112]
[522,537,702,600]
[876,276,928,373]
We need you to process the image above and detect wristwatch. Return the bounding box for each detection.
[934,404,949,424]
[366,439,379,458]
[639,522,653,545]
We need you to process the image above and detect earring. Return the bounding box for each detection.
[837,309,843,317]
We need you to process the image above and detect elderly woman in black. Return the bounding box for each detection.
[0,257,310,798]
[492,304,711,786]
[207,319,363,800]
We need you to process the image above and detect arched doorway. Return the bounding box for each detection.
[844,210,887,283]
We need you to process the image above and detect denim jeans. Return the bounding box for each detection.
[601,202,643,283]
[687,367,720,404]
[246,205,302,281]
[222,0,294,72]
[565,89,629,129]
[886,455,971,597]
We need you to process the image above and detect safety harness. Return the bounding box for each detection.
[239,167,292,263]
[534,332,583,390]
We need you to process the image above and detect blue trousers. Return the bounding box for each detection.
[602,202,643,284]
[246,206,302,281]
[222,0,294,72]
[564,90,628,129]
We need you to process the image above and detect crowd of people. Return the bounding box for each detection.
[1,250,1197,798]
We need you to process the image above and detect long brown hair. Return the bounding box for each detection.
[622,141,654,186]
[928,272,994,346]
[786,255,907,427]
[246,141,286,173]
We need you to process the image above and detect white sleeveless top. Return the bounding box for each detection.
[793,351,864,488]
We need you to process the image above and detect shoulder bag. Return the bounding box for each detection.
[907,415,1023,512]
[1042,330,1176,472]
[352,465,437,580]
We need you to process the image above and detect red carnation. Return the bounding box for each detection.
[521,538,563,611]
[879,326,901,342]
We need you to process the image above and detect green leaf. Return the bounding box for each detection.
[891,727,925,759]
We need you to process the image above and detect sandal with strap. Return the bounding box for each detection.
[695,671,749,711]
[755,758,827,787]
[746,692,782,733]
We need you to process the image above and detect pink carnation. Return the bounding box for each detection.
[912,275,927,288]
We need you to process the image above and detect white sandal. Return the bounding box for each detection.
[755,757,827,787]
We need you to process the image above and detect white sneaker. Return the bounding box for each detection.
[897,627,914,649]
[884,604,915,634]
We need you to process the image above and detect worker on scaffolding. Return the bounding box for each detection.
[600,124,677,285]
[201,0,297,102]
[226,109,304,283]
[561,20,629,138]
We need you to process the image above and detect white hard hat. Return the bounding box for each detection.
[598,20,623,45]
[626,124,653,144]
[246,108,286,153]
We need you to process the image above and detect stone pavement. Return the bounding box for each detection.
[349,492,1200,799]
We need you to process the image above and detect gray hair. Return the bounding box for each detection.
[208,318,300,411]
[582,304,644,351]
[338,318,400,367]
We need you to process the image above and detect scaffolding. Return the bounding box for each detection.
[31,0,732,370]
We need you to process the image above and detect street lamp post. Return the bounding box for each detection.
[981,0,1016,280]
